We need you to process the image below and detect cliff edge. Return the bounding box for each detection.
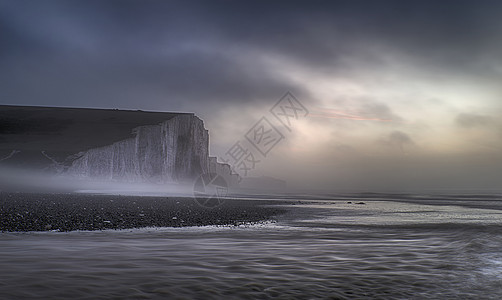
[0,105,228,184]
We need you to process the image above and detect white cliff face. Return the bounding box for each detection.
[67,114,209,183]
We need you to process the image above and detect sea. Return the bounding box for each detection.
[1,193,502,299]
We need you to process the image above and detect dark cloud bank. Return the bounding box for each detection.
[2,0,502,109]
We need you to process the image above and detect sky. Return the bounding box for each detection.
[1,0,502,192]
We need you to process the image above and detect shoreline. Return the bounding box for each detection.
[0,192,289,232]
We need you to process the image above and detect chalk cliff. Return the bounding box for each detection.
[0,105,232,185]
[67,114,209,183]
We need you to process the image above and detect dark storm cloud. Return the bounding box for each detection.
[0,48,295,110]
[1,0,502,110]
[0,0,303,110]
[177,0,502,75]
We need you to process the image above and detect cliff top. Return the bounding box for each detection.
[0,104,196,155]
